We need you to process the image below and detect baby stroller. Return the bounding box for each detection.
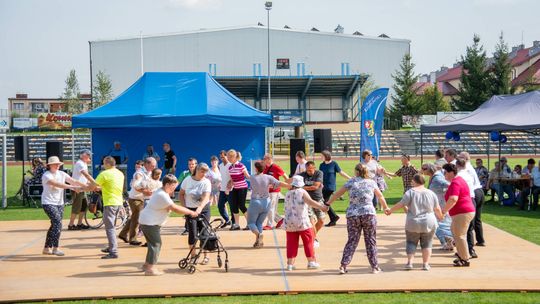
[178,216,229,274]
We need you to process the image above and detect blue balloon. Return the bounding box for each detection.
[453,134,461,141]
[500,135,507,143]
[490,131,500,141]
[445,131,454,140]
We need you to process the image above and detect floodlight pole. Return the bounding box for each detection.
[266,1,273,156]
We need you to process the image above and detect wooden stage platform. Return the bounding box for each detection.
[1,214,539,302]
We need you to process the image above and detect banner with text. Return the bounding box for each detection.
[38,113,72,130]
[359,88,389,159]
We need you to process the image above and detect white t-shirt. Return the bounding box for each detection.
[294,160,307,175]
[128,170,150,200]
[457,170,475,198]
[139,189,174,226]
[181,176,211,208]
[72,159,88,184]
[219,162,231,192]
[41,170,70,206]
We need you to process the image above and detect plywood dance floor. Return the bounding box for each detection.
[1,214,539,302]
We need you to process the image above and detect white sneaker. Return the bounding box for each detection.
[371,266,382,274]
[404,263,413,270]
[313,239,320,248]
[42,248,52,255]
[307,261,320,269]
[422,263,431,271]
[52,249,65,256]
[287,264,295,271]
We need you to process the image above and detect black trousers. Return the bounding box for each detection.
[323,189,339,222]
[467,188,485,252]
[186,204,211,246]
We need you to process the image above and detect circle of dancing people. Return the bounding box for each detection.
[40,142,540,275]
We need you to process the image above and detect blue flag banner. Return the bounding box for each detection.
[359,88,389,159]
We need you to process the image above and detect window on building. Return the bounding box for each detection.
[13,103,24,110]
[31,103,47,112]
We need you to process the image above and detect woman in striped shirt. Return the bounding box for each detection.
[227,149,250,230]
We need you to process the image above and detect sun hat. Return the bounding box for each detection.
[291,175,305,188]
[47,156,64,166]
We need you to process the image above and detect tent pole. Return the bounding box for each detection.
[486,133,490,171]
[420,132,423,164]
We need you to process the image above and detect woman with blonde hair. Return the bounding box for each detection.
[326,163,389,274]
[226,149,250,230]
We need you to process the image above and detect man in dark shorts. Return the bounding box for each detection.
[299,161,326,248]
[162,142,177,175]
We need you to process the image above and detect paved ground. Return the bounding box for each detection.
[1,214,539,302]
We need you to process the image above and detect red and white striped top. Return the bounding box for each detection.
[229,162,248,189]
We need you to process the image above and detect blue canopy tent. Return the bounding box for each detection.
[73,72,273,178]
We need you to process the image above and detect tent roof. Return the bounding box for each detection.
[420,91,540,133]
[73,72,273,128]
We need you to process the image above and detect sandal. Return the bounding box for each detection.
[200,256,210,265]
[453,258,470,267]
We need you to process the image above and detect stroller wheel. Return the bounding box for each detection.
[178,258,188,269]
[188,265,196,274]
[217,256,223,268]
[224,260,229,272]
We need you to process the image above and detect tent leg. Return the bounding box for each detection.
[420,132,423,164]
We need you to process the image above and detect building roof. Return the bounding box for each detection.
[436,66,463,82]
[412,82,444,95]
[512,58,540,86]
[214,75,368,98]
[90,25,410,44]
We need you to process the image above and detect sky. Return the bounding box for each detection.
[1,0,540,109]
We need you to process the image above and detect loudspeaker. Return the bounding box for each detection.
[14,136,28,161]
[313,128,332,153]
[289,138,306,176]
[46,141,64,162]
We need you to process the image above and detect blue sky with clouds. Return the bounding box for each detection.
[1,0,539,108]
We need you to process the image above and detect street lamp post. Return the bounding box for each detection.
[265,1,272,155]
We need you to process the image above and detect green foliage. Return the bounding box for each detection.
[359,74,380,104]
[418,84,450,114]
[62,69,84,114]
[92,70,114,109]
[453,35,492,111]
[490,33,512,95]
[388,54,420,129]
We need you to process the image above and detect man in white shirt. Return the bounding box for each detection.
[68,149,95,230]
[459,152,486,250]
[119,157,157,245]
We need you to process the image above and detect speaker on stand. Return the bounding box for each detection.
[289,138,306,177]
[313,128,332,153]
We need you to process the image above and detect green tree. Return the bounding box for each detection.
[453,35,492,111]
[522,72,540,92]
[387,54,420,129]
[61,69,84,114]
[359,74,380,103]
[92,70,114,109]
[419,84,450,114]
[490,32,512,95]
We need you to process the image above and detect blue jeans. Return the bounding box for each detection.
[247,198,271,234]
[491,183,515,203]
[435,214,453,245]
[218,191,233,224]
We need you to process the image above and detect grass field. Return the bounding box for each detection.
[42,292,540,304]
[3,157,540,304]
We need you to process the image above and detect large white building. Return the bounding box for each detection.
[90,26,410,122]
